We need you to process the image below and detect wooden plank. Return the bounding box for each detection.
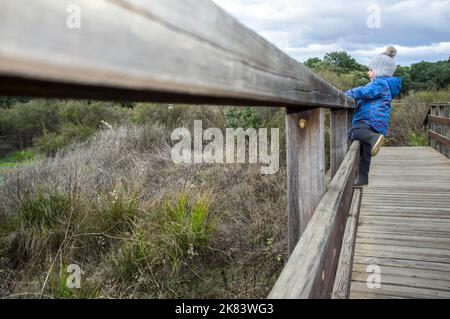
[353,256,450,273]
[332,188,362,299]
[285,108,325,255]
[428,115,450,127]
[269,141,359,299]
[356,233,450,249]
[352,263,450,282]
[350,292,407,299]
[429,130,450,149]
[330,109,349,178]
[354,245,450,263]
[350,282,450,299]
[352,271,450,291]
[356,226,450,238]
[0,0,355,108]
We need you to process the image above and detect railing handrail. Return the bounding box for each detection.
[0,0,355,109]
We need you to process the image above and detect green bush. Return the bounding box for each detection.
[0,99,60,148]
[225,107,263,129]
[409,132,428,146]
[0,99,128,155]
[58,101,127,128]
[34,124,95,156]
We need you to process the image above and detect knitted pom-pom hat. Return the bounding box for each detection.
[368,46,398,77]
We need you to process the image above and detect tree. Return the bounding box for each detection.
[394,65,411,96]
[323,51,366,74]
[304,57,322,70]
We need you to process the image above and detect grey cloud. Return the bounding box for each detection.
[213,0,450,65]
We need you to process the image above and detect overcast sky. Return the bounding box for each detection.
[212,0,450,66]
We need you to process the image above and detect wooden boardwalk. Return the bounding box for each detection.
[350,147,450,298]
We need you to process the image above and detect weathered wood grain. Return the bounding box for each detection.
[269,141,359,299]
[285,108,325,255]
[428,131,450,150]
[0,0,355,108]
[330,109,349,178]
[428,115,450,127]
[350,147,450,299]
[331,188,362,299]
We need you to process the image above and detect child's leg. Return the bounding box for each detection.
[356,142,372,187]
[347,124,374,187]
[352,127,385,157]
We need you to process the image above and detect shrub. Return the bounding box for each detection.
[225,107,263,129]
[34,124,95,156]
[58,101,127,128]
[132,103,225,130]
[409,132,428,146]
[0,99,60,149]
[388,89,450,146]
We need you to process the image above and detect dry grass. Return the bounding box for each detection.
[0,123,286,298]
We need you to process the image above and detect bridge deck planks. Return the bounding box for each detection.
[350,147,450,299]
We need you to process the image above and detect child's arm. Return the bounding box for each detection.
[345,81,384,101]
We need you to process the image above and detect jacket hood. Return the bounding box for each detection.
[378,76,402,98]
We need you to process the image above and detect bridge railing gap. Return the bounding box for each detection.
[0,0,361,299]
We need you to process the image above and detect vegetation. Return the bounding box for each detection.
[0,124,286,298]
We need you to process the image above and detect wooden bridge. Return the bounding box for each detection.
[1,0,450,299]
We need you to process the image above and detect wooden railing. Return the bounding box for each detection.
[426,103,450,158]
[0,0,361,298]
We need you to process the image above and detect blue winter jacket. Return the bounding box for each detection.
[345,76,402,136]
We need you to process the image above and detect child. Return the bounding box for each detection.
[345,46,402,187]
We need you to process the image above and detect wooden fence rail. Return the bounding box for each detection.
[0,0,354,109]
[0,0,359,298]
[426,103,450,158]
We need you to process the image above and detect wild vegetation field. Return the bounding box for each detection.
[0,52,449,298]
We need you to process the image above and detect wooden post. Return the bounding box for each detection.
[330,109,348,179]
[346,109,354,150]
[431,105,437,150]
[286,108,325,255]
[442,105,450,158]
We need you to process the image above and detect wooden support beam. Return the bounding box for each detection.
[347,109,354,150]
[0,0,355,109]
[332,188,362,299]
[330,109,348,178]
[286,108,325,255]
[430,106,438,150]
[269,141,359,299]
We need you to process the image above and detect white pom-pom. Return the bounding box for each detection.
[385,46,397,58]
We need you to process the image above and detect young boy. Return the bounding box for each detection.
[345,46,402,187]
